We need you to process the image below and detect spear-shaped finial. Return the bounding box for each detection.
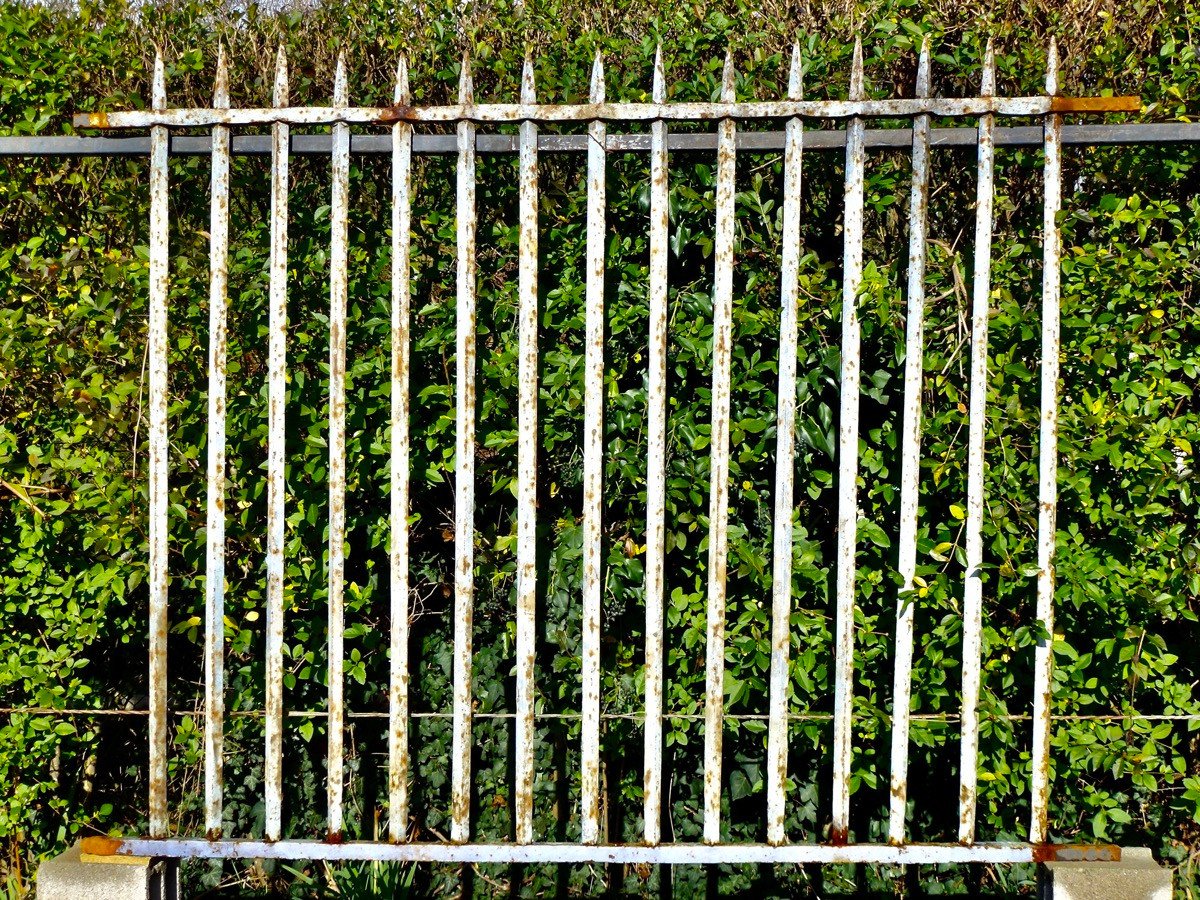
[394,54,410,106]
[720,49,735,103]
[652,43,665,104]
[459,50,474,104]
[334,52,348,107]
[915,36,931,99]
[981,38,996,98]
[214,45,229,109]
[521,52,536,104]
[849,36,864,101]
[152,48,166,110]
[273,45,289,107]
[787,41,803,101]
[589,48,605,104]
[1046,37,1059,96]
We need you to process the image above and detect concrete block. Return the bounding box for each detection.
[36,842,178,900]
[1040,847,1173,900]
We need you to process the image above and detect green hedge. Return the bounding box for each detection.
[1,0,1198,895]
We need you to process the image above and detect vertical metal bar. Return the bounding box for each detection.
[264,45,289,843]
[831,38,866,844]
[326,52,350,841]
[702,51,737,845]
[887,37,931,846]
[147,48,170,840]
[642,45,669,847]
[203,46,231,840]
[958,41,996,846]
[514,55,539,846]
[1030,38,1061,846]
[450,52,478,844]
[766,43,803,847]
[580,49,606,846]
[388,54,413,844]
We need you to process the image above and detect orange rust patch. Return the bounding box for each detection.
[1050,96,1141,113]
[1031,843,1121,863]
[80,836,123,856]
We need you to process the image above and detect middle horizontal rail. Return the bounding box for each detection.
[75,94,1136,129]
[24,123,1195,158]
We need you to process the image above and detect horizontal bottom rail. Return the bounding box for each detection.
[80,837,1119,865]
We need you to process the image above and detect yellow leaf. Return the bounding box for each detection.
[950,504,965,520]
[246,610,260,622]
[1151,308,1164,319]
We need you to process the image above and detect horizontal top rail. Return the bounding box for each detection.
[73,95,1139,130]
[5,123,1197,158]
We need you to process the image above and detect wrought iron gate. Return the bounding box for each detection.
[72,36,1142,865]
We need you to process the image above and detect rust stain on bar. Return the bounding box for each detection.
[1031,844,1121,863]
[766,42,803,848]
[388,54,413,844]
[1049,95,1140,112]
[263,45,290,843]
[579,48,606,847]
[146,49,170,840]
[830,37,866,844]
[958,41,997,846]
[326,51,350,839]
[513,54,539,846]
[75,93,1141,130]
[887,36,931,847]
[642,44,668,848]
[450,51,478,844]
[1030,38,1062,846]
[702,49,737,846]
[203,45,231,841]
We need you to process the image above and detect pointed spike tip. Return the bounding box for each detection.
[787,42,802,101]
[721,49,735,103]
[521,53,536,103]
[850,36,864,100]
[915,36,932,98]
[214,45,230,108]
[981,39,996,96]
[589,50,605,103]
[459,51,473,103]
[1046,37,1059,95]
[394,54,410,106]
[273,45,289,106]
[334,52,348,106]
[152,48,166,109]
[652,43,665,104]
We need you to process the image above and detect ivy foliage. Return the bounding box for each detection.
[1,0,1198,895]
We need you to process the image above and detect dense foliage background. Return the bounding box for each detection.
[1,0,1198,895]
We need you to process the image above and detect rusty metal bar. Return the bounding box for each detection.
[23,121,1200,158]
[514,55,539,846]
[642,44,669,848]
[579,49,606,847]
[887,37,931,846]
[450,53,478,844]
[702,51,737,845]
[326,53,350,840]
[203,47,231,840]
[766,43,803,848]
[80,836,1119,865]
[958,42,997,845]
[264,46,290,843]
[1030,39,1062,846]
[147,49,170,840]
[74,93,1139,130]
[388,54,413,844]
[830,38,866,844]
